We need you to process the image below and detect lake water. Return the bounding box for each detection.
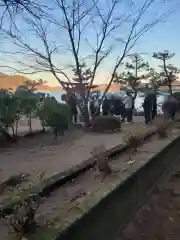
[47,92,66,102]
[44,91,168,115]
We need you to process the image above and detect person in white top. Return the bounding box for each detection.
[123,92,133,122]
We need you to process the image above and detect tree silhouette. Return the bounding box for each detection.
[153,50,179,95]
[72,62,93,93]
[147,68,162,90]
[114,54,149,107]
[23,79,46,92]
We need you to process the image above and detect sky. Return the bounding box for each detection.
[0,0,180,86]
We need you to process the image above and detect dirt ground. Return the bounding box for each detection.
[119,143,180,240]
[0,125,179,239]
[0,117,154,185]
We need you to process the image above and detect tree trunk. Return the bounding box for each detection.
[0,125,15,142]
[163,58,172,95]
[42,125,45,132]
[29,116,32,133]
[168,79,172,95]
[15,117,19,137]
[53,129,58,141]
[83,99,90,126]
[132,89,137,111]
[11,125,15,137]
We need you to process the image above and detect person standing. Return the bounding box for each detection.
[123,92,133,123]
[150,91,157,120]
[143,92,152,124]
[110,96,125,121]
[102,97,110,116]
[94,96,100,117]
[68,93,78,124]
[162,95,178,120]
[90,97,96,118]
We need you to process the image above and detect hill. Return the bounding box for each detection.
[0,74,121,92]
[0,74,63,92]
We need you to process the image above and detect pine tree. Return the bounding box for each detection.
[114,54,149,108]
[153,50,179,95]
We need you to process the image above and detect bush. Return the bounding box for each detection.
[3,171,46,238]
[153,117,168,139]
[37,99,71,137]
[124,132,141,152]
[156,127,167,138]
[4,197,40,238]
[172,92,180,101]
[15,88,39,133]
[0,90,19,138]
[91,115,121,132]
[91,145,112,177]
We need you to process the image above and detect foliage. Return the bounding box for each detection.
[153,117,168,139]
[5,173,29,188]
[72,62,93,88]
[15,88,38,133]
[147,68,163,90]
[4,199,37,238]
[153,50,175,61]
[124,132,141,152]
[114,54,149,91]
[91,115,121,132]
[91,145,112,177]
[0,85,71,140]
[0,89,19,137]
[153,50,179,95]
[17,92,38,116]
[37,99,70,137]
[24,79,46,92]
[0,86,40,138]
[156,127,168,139]
[172,92,180,101]
[3,171,46,238]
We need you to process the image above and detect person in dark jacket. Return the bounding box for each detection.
[162,95,178,120]
[90,97,96,118]
[110,96,125,121]
[151,91,157,120]
[123,92,133,123]
[68,93,78,124]
[102,97,110,116]
[143,93,153,124]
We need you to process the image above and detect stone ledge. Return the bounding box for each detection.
[50,135,180,240]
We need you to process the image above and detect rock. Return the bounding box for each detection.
[91,145,112,177]
[21,237,28,240]
[69,188,87,202]
[172,171,180,178]
[173,198,180,210]
[122,221,136,238]
[170,186,180,197]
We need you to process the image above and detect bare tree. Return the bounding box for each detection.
[0,0,48,20]
[2,0,174,124]
[153,50,179,95]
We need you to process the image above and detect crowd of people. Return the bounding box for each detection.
[66,90,179,125]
